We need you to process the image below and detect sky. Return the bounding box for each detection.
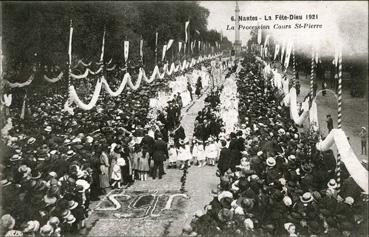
[200,1,368,58]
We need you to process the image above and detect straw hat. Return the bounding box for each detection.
[327,179,338,189]
[266,157,276,167]
[300,192,313,203]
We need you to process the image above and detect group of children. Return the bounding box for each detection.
[167,136,221,169]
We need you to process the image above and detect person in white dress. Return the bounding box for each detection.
[168,140,178,168]
[205,137,218,166]
[192,138,206,167]
[177,138,192,169]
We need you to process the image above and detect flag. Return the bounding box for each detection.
[284,41,293,69]
[274,44,280,60]
[68,21,73,65]
[257,29,262,44]
[100,29,106,62]
[178,42,182,53]
[185,21,190,42]
[167,39,174,50]
[191,41,194,52]
[20,94,27,119]
[280,41,286,62]
[264,34,270,47]
[124,41,129,62]
[162,45,167,61]
[140,38,144,58]
[315,51,319,64]
[198,41,201,50]
[334,46,339,67]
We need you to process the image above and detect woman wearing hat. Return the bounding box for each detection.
[98,146,110,194]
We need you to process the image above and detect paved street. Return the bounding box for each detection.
[86,91,218,236]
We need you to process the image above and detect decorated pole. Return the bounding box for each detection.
[310,51,314,101]
[67,20,73,95]
[292,45,296,87]
[155,31,158,65]
[336,49,343,191]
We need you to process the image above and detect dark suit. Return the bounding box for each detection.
[218,147,232,175]
[152,139,168,179]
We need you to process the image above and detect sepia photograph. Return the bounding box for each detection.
[0,1,368,236]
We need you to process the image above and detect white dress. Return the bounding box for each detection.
[205,143,218,160]
[178,145,192,161]
[192,144,205,161]
[168,147,178,163]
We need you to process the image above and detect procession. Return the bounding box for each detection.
[0,1,368,237]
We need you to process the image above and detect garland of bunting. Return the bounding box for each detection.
[66,54,220,111]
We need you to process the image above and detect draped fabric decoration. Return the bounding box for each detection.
[68,22,73,65]
[316,129,368,194]
[309,99,319,131]
[43,72,64,83]
[74,60,92,68]
[4,74,35,88]
[106,65,116,71]
[67,53,221,110]
[3,94,12,107]
[70,66,103,79]
[289,88,309,125]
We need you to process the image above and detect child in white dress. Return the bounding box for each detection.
[205,137,218,166]
[168,141,178,168]
[192,139,206,167]
[177,138,192,169]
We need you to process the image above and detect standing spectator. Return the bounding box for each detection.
[313,81,318,97]
[98,146,110,194]
[187,81,193,101]
[326,115,333,133]
[152,134,168,179]
[359,127,367,155]
[295,81,301,96]
[195,77,202,98]
[322,81,327,96]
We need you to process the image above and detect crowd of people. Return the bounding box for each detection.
[0,59,213,236]
[184,53,367,237]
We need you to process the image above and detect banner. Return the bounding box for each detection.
[100,30,106,62]
[68,23,74,65]
[185,21,190,42]
[284,41,293,69]
[257,29,262,44]
[198,41,201,51]
[274,44,280,60]
[124,41,129,62]
[167,39,174,51]
[162,45,167,61]
[140,38,144,58]
[264,34,270,47]
[280,41,286,63]
[178,42,182,53]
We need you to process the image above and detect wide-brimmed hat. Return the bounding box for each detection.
[10,154,22,162]
[76,179,90,192]
[68,200,78,210]
[327,179,338,189]
[22,220,40,233]
[44,126,52,132]
[27,137,36,145]
[39,224,53,236]
[300,192,313,203]
[266,157,276,167]
[65,214,76,224]
[218,191,233,202]
[1,214,15,230]
[1,179,12,187]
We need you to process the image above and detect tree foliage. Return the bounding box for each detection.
[2,2,231,72]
